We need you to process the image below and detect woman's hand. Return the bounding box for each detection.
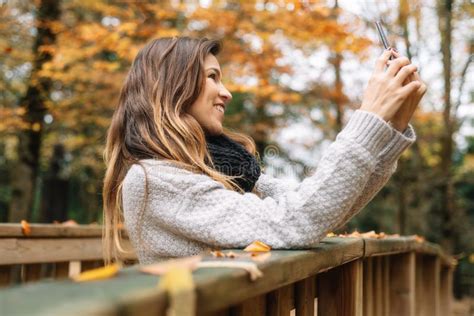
[360,49,421,122]
[388,50,427,132]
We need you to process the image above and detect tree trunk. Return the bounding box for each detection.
[331,0,344,133]
[437,0,455,253]
[8,0,61,222]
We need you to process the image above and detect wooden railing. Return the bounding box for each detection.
[0,224,456,316]
[0,223,136,285]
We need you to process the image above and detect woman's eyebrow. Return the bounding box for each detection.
[206,67,222,76]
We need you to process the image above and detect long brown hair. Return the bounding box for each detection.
[102,37,258,264]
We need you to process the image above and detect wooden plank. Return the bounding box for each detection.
[364,237,453,267]
[69,261,81,278]
[415,254,424,316]
[389,252,415,316]
[317,259,363,316]
[373,256,384,315]
[0,238,136,265]
[0,265,12,286]
[230,294,266,316]
[195,239,364,314]
[382,256,390,316]
[439,266,453,316]
[424,256,441,316]
[54,262,69,279]
[0,223,103,237]
[415,254,440,316]
[266,284,294,316]
[0,223,128,238]
[295,276,315,316]
[363,258,373,316]
[22,263,42,282]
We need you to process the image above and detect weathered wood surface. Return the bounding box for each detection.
[415,254,440,316]
[0,238,135,265]
[0,223,103,237]
[317,259,363,316]
[364,237,454,266]
[0,237,455,316]
[294,276,315,316]
[389,252,416,316]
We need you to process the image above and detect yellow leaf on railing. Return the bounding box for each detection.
[243,240,271,252]
[72,263,120,282]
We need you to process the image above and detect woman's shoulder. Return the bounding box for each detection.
[123,159,215,193]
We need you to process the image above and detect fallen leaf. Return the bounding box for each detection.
[413,235,425,243]
[336,230,402,239]
[73,263,120,282]
[226,251,238,258]
[210,250,225,258]
[62,219,78,226]
[243,240,271,252]
[21,220,31,236]
[360,231,377,238]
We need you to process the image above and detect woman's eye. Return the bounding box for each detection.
[208,73,217,80]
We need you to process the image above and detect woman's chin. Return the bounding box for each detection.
[205,123,223,136]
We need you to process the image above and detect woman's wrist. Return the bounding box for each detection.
[389,120,408,132]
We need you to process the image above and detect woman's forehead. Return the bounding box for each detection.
[204,54,221,70]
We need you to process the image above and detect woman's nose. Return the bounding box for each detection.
[219,84,232,103]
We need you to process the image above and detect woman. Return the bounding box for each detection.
[103,37,426,264]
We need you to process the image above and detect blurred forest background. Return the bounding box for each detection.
[0,0,473,298]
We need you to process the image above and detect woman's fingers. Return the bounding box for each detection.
[386,56,411,76]
[374,49,394,73]
[399,80,421,98]
[412,71,427,96]
[395,64,418,85]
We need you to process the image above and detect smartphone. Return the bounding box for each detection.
[375,20,394,60]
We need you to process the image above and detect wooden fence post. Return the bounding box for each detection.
[382,256,390,316]
[415,254,441,316]
[389,252,415,316]
[363,257,373,316]
[295,275,315,316]
[318,259,363,316]
[266,284,294,316]
[439,265,453,316]
[373,256,384,315]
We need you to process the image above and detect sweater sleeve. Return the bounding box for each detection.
[255,110,416,229]
[128,110,397,249]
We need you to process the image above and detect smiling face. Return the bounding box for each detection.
[187,54,232,136]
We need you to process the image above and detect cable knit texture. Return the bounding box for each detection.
[122,110,416,264]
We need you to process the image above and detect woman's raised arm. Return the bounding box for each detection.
[255,112,416,228]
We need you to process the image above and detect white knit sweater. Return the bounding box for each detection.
[122,110,416,264]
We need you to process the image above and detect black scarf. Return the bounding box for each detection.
[205,134,261,192]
